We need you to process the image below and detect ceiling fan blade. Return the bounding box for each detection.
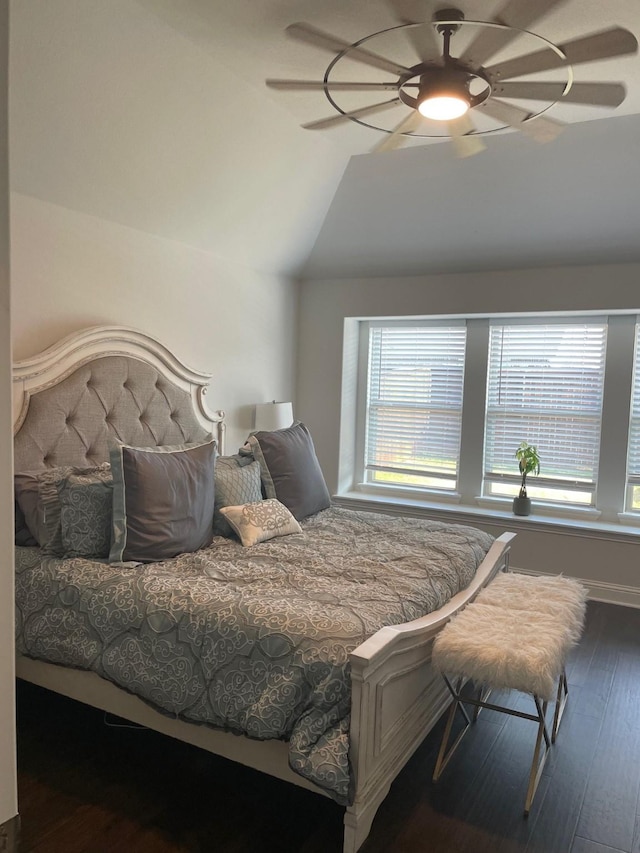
[373,110,423,153]
[451,134,487,158]
[447,115,486,158]
[494,81,627,107]
[447,113,474,135]
[381,1,443,64]
[266,79,400,92]
[478,98,564,142]
[302,98,401,130]
[460,0,568,66]
[403,22,442,65]
[286,23,411,76]
[486,27,638,81]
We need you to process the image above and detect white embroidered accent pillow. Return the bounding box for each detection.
[219,498,302,547]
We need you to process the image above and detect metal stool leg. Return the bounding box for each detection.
[433,675,555,816]
[433,675,472,781]
[551,669,569,743]
[524,696,551,816]
[473,684,492,721]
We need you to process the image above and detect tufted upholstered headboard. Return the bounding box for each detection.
[13,325,225,472]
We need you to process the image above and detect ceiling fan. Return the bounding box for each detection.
[266,0,638,157]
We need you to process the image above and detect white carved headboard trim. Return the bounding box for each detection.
[13,324,225,453]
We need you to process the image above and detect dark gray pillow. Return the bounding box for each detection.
[109,439,217,564]
[14,472,46,545]
[213,458,263,537]
[245,422,330,521]
[14,500,37,547]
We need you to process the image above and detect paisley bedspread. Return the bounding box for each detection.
[15,506,494,805]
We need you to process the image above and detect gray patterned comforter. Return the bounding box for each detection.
[15,506,494,804]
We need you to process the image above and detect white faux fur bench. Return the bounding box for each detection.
[432,572,587,814]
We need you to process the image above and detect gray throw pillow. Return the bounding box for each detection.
[213,458,263,537]
[245,422,331,521]
[59,474,114,559]
[15,464,111,554]
[109,439,217,564]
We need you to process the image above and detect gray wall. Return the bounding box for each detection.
[9,0,347,453]
[298,263,640,602]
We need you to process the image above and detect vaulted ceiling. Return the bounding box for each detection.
[178,0,640,154]
[10,0,347,275]
[10,0,640,278]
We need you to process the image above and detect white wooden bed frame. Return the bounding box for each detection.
[13,325,516,853]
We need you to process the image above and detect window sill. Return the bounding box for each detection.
[475,495,601,521]
[334,489,640,544]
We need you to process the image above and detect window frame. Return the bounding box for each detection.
[625,320,640,514]
[347,311,638,528]
[356,318,467,499]
[482,317,608,509]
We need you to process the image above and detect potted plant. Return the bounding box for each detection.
[513,441,541,516]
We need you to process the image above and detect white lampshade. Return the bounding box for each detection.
[254,401,294,432]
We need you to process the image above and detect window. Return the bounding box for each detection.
[349,312,639,526]
[626,322,640,512]
[364,322,466,492]
[484,322,607,507]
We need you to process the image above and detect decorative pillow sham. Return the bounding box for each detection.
[109,439,217,564]
[213,458,263,537]
[244,422,330,521]
[15,464,111,555]
[59,474,114,559]
[219,498,302,547]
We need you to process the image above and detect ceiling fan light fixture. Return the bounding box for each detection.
[416,67,472,121]
[418,93,469,120]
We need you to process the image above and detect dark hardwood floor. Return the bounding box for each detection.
[16,600,640,853]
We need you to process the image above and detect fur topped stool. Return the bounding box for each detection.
[432,572,587,814]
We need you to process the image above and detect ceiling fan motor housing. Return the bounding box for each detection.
[399,64,491,112]
[433,8,465,29]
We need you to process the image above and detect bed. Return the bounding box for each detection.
[13,324,515,852]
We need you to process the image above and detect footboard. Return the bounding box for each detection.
[343,532,516,853]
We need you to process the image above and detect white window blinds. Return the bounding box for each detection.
[625,322,640,511]
[484,322,607,505]
[365,324,466,490]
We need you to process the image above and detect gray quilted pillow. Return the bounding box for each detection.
[213,459,263,537]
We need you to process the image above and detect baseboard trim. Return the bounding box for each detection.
[513,565,640,609]
[0,814,20,853]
